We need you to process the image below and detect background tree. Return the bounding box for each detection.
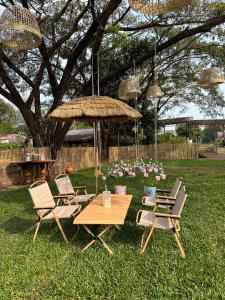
[176,123,202,142]
[0,1,225,158]
[201,126,218,143]
[0,98,28,134]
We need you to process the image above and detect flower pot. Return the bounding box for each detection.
[144,186,156,199]
[115,185,127,195]
[66,165,74,174]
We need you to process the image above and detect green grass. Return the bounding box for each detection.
[0,160,225,299]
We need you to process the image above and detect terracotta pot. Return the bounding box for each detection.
[40,168,47,176]
[115,185,127,195]
[66,165,74,174]
[24,170,33,177]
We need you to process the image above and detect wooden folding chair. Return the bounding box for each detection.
[142,177,182,208]
[28,180,81,243]
[55,174,95,205]
[137,185,188,257]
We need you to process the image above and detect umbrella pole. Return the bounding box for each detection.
[94,121,99,194]
[97,121,102,173]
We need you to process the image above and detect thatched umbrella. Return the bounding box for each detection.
[50,95,142,193]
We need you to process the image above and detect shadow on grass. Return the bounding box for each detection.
[1,216,73,240]
[0,216,35,234]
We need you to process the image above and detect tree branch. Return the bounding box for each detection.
[101,14,225,85]
[0,59,24,109]
[48,0,122,113]
[0,48,34,88]
[113,6,131,26]
[48,3,90,57]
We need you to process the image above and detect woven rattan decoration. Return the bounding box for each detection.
[199,67,224,88]
[118,76,141,100]
[0,5,42,50]
[129,0,191,14]
[147,84,164,98]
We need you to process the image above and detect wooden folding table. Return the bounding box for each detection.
[73,193,133,255]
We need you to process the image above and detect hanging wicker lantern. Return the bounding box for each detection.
[0,5,42,50]
[198,67,224,88]
[118,76,141,100]
[118,79,129,100]
[129,0,191,14]
[146,84,164,98]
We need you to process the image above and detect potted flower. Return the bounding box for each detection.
[102,159,166,196]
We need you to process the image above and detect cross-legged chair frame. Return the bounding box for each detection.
[29,180,81,243]
[137,185,187,257]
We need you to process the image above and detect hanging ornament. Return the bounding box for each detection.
[118,79,129,100]
[118,76,141,100]
[198,67,224,88]
[129,0,191,15]
[0,5,42,50]
[146,84,164,98]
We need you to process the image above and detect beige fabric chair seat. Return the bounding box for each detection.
[137,210,172,230]
[69,194,96,204]
[142,196,174,208]
[42,205,80,220]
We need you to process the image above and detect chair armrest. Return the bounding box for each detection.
[155,212,180,219]
[155,200,174,205]
[156,195,176,200]
[53,195,70,199]
[72,205,82,217]
[73,186,87,189]
[136,210,143,223]
[141,196,146,205]
[156,189,170,193]
[33,205,56,210]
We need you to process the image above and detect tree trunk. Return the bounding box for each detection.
[20,107,71,159]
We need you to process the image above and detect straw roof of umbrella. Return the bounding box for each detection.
[49,95,142,122]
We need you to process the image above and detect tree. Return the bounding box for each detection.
[176,124,202,142]
[201,126,218,143]
[0,98,28,133]
[0,1,225,158]
[0,98,24,125]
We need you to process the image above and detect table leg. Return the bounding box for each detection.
[81,225,114,255]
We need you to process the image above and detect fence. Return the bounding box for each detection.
[0,143,200,188]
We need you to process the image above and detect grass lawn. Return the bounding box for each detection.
[0,159,225,299]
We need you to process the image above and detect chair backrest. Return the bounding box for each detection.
[171,185,187,217]
[55,175,74,195]
[29,181,55,217]
[170,177,182,198]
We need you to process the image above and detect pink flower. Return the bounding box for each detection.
[132,172,136,177]
[125,167,129,172]
[144,172,149,178]
[156,175,161,181]
[128,171,133,176]
[148,168,153,172]
[161,173,166,180]
[118,172,123,177]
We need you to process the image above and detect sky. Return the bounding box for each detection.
[0,3,224,123]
